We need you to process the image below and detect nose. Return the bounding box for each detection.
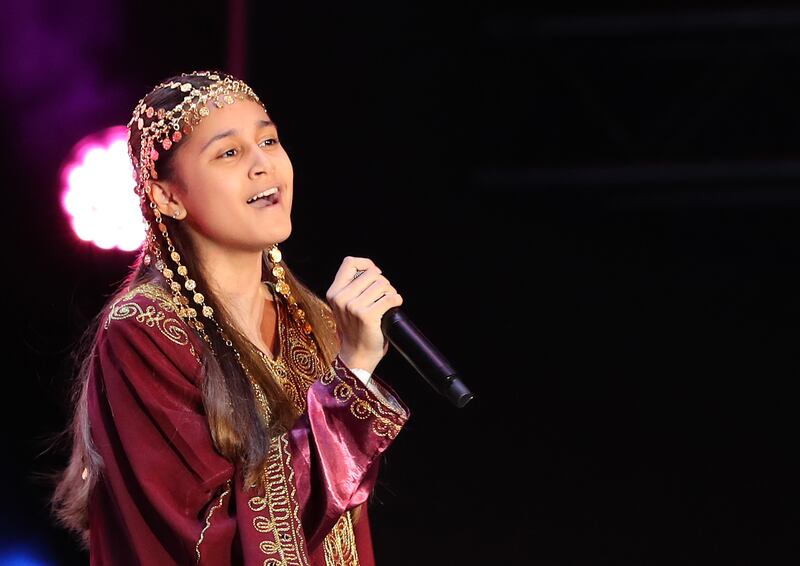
[249,142,276,178]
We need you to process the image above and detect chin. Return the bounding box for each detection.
[277,222,292,242]
[264,225,292,248]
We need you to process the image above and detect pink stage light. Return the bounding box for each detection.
[61,126,146,252]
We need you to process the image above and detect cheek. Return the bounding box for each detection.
[184,179,236,219]
[277,149,293,174]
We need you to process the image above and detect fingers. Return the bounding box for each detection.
[331,267,388,312]
[359,277,400,308]
[343,268,403,314]
[346,268,386,301]
[326,256,379,302]
[364,288,404,313]
[326,256,403,369]
[325,256,403,314]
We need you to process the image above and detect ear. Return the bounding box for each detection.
[148,180,186,220]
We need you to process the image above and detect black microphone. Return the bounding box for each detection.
[380,307,474,408]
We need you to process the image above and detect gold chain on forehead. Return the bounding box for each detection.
[124,70,314,428]
[127,69,264,193]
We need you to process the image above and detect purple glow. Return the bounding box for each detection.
[0,0,127,162]
[60,126,145,252]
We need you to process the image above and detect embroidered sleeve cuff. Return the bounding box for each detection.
[348,367,407,417]
[321,355,410,438]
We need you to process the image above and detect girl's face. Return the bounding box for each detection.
[156,98,294,253]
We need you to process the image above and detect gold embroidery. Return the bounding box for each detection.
[104,282,201,365]
[195,479,232,563]
[323,512,360,566]
[255,282,320,415]
[324,357,405,439]
[107,281,369,563]
[248,290,313,565]
[114,281,384,563]
[253,284,403,564]
[246,433,310,566]
[249,295,360,565]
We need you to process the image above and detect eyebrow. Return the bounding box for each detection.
[200,119,275,153]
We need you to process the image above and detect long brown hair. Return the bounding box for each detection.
[48,72,341,549]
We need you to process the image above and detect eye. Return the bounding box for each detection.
[218,137,278,159]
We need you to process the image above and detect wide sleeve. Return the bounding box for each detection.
[288,354,410,551]
[88,295,236,565]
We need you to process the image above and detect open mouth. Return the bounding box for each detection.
[246,186,280,208]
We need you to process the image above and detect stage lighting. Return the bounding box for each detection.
[61,126,145,252]
[0,544,53,566]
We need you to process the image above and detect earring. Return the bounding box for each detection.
[148,203,209,322]
[268,244,312,335]
[172,209,181,219]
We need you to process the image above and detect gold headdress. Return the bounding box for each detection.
[126,70,312,380]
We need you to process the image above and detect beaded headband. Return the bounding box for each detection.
[126,70,263,193]
[124,71,313,420]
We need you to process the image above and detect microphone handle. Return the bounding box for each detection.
[380,307,474,408]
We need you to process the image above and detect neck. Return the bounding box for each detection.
[192,238,273,334]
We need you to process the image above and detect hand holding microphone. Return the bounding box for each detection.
[326,256,473,408]
[326,256,401,374]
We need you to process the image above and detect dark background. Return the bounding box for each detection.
[4,1,800,564]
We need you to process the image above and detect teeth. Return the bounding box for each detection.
[247,186,278,203]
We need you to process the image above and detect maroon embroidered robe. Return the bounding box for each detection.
[86,281,409,565]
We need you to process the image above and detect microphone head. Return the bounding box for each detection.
[446,376,474,408]
[380,306,475,408]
